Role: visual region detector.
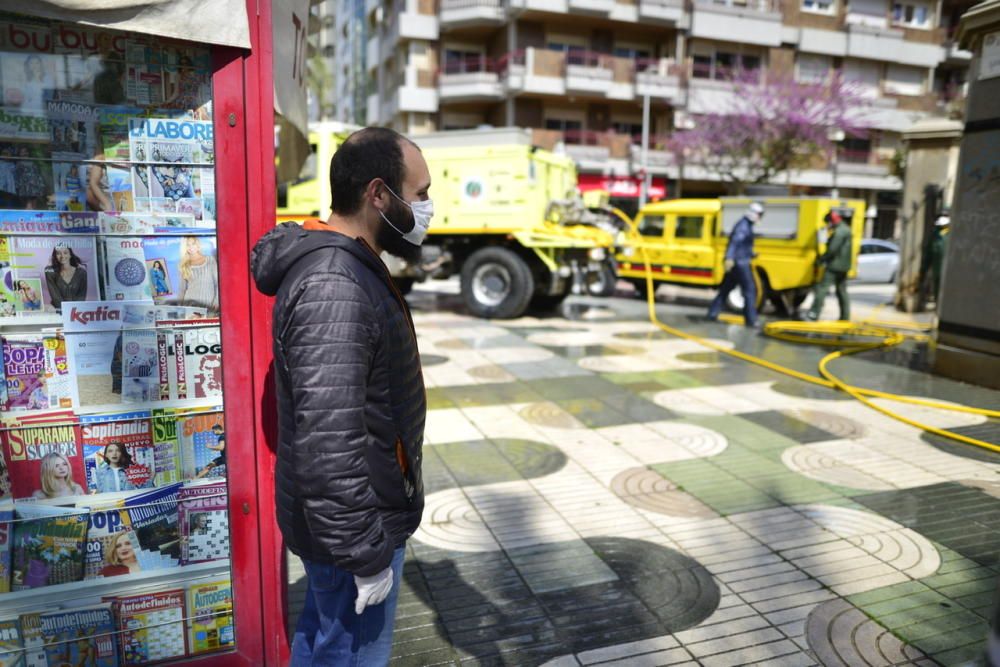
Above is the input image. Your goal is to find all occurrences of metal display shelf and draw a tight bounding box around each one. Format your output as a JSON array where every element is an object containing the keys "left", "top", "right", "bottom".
[{"left": 0, "top": 560, "right": 231, "bottom": 615}]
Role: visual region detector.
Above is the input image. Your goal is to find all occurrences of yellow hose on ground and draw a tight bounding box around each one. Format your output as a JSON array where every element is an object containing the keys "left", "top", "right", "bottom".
[{"left": 608, "top": 207, "right": 1000, "bottom": 453}]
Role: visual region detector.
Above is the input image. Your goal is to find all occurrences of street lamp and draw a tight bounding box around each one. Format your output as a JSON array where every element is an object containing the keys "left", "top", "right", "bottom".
[{"left": 828, "top": 128, "right": 845, "bottom": 199}]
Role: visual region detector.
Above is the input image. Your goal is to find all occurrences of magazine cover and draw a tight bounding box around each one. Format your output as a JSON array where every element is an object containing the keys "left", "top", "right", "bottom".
[
  {"left": 1, "top": 334, "right": 71, "bottom": 411},
  {"left": 141, "top": 235, "right": 218, "bottom": 315},
  {"left": 99, "top": 211, "right": 203, "bottom": 236},
  {"left": 1, "top": 337, "right": 46, "bottom": 411},
  {"left": 186, "top": 579, "right": 234, "bottom": 656},
  {"left": 0, "top": 503, "right": 11, "bottom": 594},
  {"left": 1, "top": 412, "right": 85, "bottom": 501},
  {"left": 41, "top": 335, "right": 73, "bottom": 410},
  {"left": 0, "top": 615, "right": 23, "bottom": 667},
  {"left": 63, "top": 302, "right": 164, "bottom": 413},
  {"left": 40, "top": 605, "right": 118, "bottom": 667},
  {"left": 114, "top": 589, "right": 187, "bottom": 664},
  {"left": 103, "top": 237, "right": 151, "bottom": 301},
  {"left": 11, "top": 503, "right": 87, "bottom": 590},
  {"left": 122, "top": 482, "right": 182, "bottom": 570},
  {"left": 81, "top": 411, "right": 155, "bottom": 494},
  {"left": 151, "top": 408, "right": 181, "bottom": 485},
  {"left": 80, "top": 502, "right": 140, "bottom": 580},
  {"left": 17, "top": 612, "right": 44, "bottom": 667},
  {"left": 178, "top": 480, "right": 228, "bottom": 564},
  {"left": 177, "top": 326, "right": 222, "bottom": 402},
  {"left": 0, "top": 235, "right": 98, "bottom": 317},
  {"left": 46, "top": 100, "right": 99, "bottom": 157},
  {"left": 178, "top": 411, "right": 225, "bottom": 480}
]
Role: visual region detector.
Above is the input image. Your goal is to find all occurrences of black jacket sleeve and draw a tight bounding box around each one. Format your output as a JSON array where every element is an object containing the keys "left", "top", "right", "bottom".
[{"left": 280, "top": 273, "right": 394, "bottom": 576}]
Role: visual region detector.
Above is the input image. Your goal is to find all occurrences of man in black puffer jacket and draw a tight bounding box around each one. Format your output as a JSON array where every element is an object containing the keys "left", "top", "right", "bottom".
[{"left": 251, "top": 127, "right": 430, "bottom": 666}]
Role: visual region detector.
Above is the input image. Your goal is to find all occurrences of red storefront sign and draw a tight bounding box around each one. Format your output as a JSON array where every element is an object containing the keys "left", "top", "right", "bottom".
[{"left": 578, "top": 174, "right": 668, "bottom": 199}]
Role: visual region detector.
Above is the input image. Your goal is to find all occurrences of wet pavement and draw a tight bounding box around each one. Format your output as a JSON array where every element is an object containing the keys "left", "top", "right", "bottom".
[{"left": 287, "top": 281, "right": 999, "bottom": 666}]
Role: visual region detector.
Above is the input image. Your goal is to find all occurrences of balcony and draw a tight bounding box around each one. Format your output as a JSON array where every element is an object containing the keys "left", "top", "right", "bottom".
[
  {"left": 690, "top": 0, "right": 782, "bottom": 46},
  {"left": 635, "top": 59, "right": 685, "bottom": 102},
  {"left": 565, "top": 51, "right": 615, "bottom": 94},
  {"left": 439, "top": 0, "right": 507, "bottom": 27},
  {"left": 846, "top": 23, "right": 904, "bottom": 62},
  {"left": 508, "top": 0, "right": 570, "bottom": 11},
  {"left": 568, "top": 0, "right": 615, "bottom": 14},
  {"left": 438, "top": 55, "right": 505, "bottom": 101},
  {"left": 638, "top": 0, "right": 686, "bottom": 24},
  {"left": 399, "top": 0, "right": 440, "bottom": 40}
]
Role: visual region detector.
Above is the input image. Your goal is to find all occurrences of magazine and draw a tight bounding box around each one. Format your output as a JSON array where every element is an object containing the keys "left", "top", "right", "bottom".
[
  {"left": 1, "top": 412, "right": 85, "bottom": 502},
  {"left": 113, "top": 589, "right": 187, "bottom": 664},
  {"left": 141, "top": 235, "right": 218, "bottom": 315},
  {"left": 0, "top": 234, "right": 99, "bottom": 318},
  {"left": 129, "top": 118, "right": 212, "bottom": 214},
  {"left": 80, "top": 501, "right": 139, "bottom": 580},
  {"left": 186, "top": 579, "right": 234, "bottom": 656},
  {"left": 46, "top": 100, "right": 99, "bottom": 158},
  {"left": 40, "top": 605, "right": 118, "bottom": 667},
  {"left": 17, "top": 612, "right": 44, "bottom": 667},
  {"left": 81, "top": 411, "right": 156, "bottom": 494},
  {"left": 0, "top": 615, "right": 23, "bottom": 667},
  {"left": 178, "top": 411, "right": 225, "bottom": 480},
  {"left": 122, "top": 482, "right": 182, "bottom": 570},
  {"left": 177, "top": 326, "right": 223, "bottom": 401},
  {"left": 11, "top": 503, "right": 88, "bottom": 589},
  {"left": 0, "top": 503, "right": 11, "bottom": 594},
  {"left": 1, "top": 334, "right": 72, "bottom": 411},
  {"left": 151, "top": 408, "right": 182, "bottom": 485},
  {"left": 1, "top": 337, "right": 46, "bottom": 411},
  {"left": 178, "top": 480, "right": 228, "bottom": 564},
  {"left": 103, "top": 238, "right": 152, "bottom": 302},
  {"left": 63, "top": 301, "right": 166, "bottom": 413},
  {"left": 0, "top": 211, "right": 99, "bottom": 235}
]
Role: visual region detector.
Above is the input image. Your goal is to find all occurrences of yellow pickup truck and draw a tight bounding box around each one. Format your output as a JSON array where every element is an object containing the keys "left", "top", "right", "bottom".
[{"left": 615, "top": 197, "right": 864, "bottom": 314}]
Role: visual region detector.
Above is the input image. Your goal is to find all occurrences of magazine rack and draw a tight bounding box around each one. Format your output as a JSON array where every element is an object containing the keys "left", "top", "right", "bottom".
[{"left": 0, "top": 1, "right": 282, "bottom": 665}]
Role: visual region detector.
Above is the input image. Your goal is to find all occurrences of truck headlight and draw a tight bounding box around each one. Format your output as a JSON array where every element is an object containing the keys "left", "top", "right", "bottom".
[{"left": 588, "top": 248, "right": 607, "bottom": 261}]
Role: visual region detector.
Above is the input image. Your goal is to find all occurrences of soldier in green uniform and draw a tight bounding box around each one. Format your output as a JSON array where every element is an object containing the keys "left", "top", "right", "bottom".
[
  {"left": 920, "top": 214, "right": 950, "bottom": 302},
  {"left": 805, "top": 210, "right": 852, "bottom": 321}
]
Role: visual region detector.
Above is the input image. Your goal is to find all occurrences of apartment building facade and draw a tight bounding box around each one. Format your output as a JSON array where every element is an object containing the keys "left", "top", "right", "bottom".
[{"left": 337, "top": 0, "right": 973, "bottom": 228}]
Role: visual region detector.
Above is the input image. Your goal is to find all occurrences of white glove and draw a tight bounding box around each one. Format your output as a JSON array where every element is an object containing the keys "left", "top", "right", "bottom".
[
  {"left": 354, "top": 566, "right": 394, "bottom": 615},
  {"left": 724, "top": 258, "right": 735, "bottom": 272}
]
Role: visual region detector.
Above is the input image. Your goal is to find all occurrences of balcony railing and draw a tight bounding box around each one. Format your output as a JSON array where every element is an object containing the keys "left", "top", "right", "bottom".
[
  {"left": 441, "top": 54, "right": 498, "bottom": 75},
  {"left": 440, "top": 0, "right": 504, "bottom": 7},
  {"left": 695, "top": 0, "right": 779, "bottom": 11}
]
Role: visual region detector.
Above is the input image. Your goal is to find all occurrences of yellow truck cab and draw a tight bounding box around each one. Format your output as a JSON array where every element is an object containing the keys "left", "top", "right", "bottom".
[
  {"left": 277, "top": 126, "right": 616, "bottom": 319},
  {"left": 616, "top": 197, "right": 864, "bottom": 313}
]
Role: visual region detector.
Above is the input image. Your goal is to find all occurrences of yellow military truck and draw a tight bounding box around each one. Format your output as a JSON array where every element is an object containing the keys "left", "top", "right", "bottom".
[
  {"left": 278, "top": 125, "right": 615, "bottom": 319},
  {"left": 616, "top": 198, "right": 864, "bottom": 314}
]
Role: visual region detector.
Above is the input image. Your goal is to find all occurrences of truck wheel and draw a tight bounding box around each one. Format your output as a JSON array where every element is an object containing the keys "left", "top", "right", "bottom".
[
  {"left": 461, "top": 247, "right": 535, "bottom": 319},
  {"left": 586, "top": 264, "right": 618, "bottom": 297}
]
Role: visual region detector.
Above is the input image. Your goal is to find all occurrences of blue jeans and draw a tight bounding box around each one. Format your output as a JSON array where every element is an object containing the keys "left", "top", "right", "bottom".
[
  {"left": 290, "top": 546, "right": 406, "bottom": 666},
  {"left": 708, "top": 261, "right": 757, "bottom": 326}
]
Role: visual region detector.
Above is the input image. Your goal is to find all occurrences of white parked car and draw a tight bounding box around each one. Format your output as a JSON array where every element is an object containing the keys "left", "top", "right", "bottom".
[{"left": 854, "top": 239, "right": 899, "bottom": 283}]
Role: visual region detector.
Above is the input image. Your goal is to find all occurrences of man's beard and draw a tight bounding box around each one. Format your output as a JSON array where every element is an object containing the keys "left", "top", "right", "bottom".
[{"left": 376, "top": 197, "right": 423, "bottom": 265}]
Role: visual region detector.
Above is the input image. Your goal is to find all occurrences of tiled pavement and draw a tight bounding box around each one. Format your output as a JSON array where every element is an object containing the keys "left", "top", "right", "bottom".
[{"left": 287, "top": 286, "right": 999, "bottom": 666}]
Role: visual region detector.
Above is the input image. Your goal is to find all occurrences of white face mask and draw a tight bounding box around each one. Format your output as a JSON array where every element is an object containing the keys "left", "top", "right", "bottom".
[{"left": 378, "top": 183, "right": 433, "bottom": 246}]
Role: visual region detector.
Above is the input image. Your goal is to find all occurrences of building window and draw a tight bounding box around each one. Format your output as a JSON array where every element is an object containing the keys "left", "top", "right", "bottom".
[
  {"left": 802, "top": 0, "right": 835, "bottom": 13},
  {"left": 613, "top": 47, "right": 651, "bottom": 60},
  {"left": 885, "top": 64, "right": 926, "bottom": 95},
  {"left": 840, "top": 137, "right": 872, "bottom": 164},
  {"left": 612, "top": 122, "right": 643, "bottom": 138},
  {"left": 691, "top": 50, "right": 762, "bottom": 80},
  {"left": 797, "top": 54, "right": 832, "bottom": 83},
  {"left": 545, "top": 118, "right": 583, "bottom": 132},
  {"left": 443, "top": 49, "right": 487, "bottom": 74},
  {"left": 892, "top": 1, "right": 931, "bottom": 27}
]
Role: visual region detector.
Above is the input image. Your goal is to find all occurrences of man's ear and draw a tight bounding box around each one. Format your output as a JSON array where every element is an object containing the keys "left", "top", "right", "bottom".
[{"left": 366, "top": 179, "right": 388, "bottom": 211}]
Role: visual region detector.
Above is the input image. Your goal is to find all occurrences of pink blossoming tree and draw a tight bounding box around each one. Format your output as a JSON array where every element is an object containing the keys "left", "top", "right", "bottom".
[{"left": 669, "top": 69, "right": 870, "bottom": 194}]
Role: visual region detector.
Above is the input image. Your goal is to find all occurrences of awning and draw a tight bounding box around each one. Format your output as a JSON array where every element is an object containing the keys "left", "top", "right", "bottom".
[
  {"left": 0, "top": 0, "right": 251, "bottom": 50},
  {"left": 578, "top": 174, "right": 668, "bottom": 200}
]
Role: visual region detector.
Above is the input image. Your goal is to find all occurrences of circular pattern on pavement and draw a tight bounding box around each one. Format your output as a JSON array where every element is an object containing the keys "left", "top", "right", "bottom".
[
  {"left": 870, "top": 396, "right": 988, "bottom": 429},
  {"left": 782, "top": 444, "right": 895, "bottom": 491},
  {"left": 412, "top": 488, "right": 498, "bottom": 552},
  {"left": 806, "top": 598, "right": 934, "bottom": 667},
  {"left": 783, "top": 409, "right": 867, "bottom": 439},
  {"left": 519, "top": 402, "right": 584, "bottom": 429},
  {"left": 610, "top": 467, "right": 717, "bottom": 518}
]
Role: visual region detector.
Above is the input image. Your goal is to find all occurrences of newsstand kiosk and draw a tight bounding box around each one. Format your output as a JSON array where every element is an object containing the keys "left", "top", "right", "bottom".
[{"left": 0, "top": 1, "right": 285, "bottom": 665}]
